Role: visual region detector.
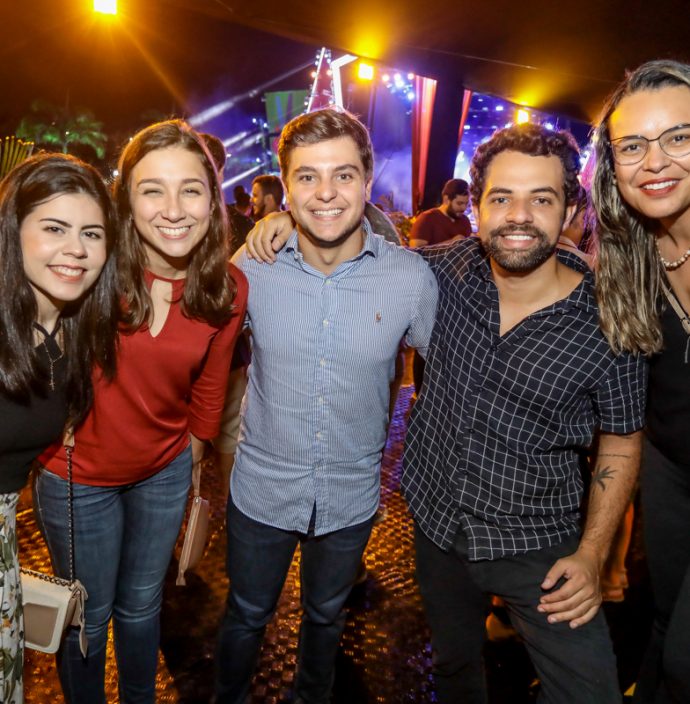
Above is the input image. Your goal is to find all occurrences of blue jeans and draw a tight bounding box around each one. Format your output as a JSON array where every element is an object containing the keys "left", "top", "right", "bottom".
[
  {"left": 214, "top": 497, "right": 374, "bottom": 704},
  {"left": 33, "top": 445, "right": 192, "bottom": 704},
  {"left": 415, "top": 525, "right": 621, "bottom": 704}
]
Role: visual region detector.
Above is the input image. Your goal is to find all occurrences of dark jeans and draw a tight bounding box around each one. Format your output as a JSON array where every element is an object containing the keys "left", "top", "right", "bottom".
[
  {"left": 633, "top": 438, "right": 690, "bottom": 704},
  {"left": 414, "top": 524, "right": 621, "bottom": 704},
  {"left": 33, "top": 446, "right": 192, "bottom": 704},
  {"left": 214, "top": 497, "right": 374, "bottom": 704}
]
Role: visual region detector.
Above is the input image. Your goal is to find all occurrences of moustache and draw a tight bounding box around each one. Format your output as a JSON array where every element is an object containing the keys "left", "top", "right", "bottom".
[{"left": 490, "top": 225, "right": 545, "bottom": 239}]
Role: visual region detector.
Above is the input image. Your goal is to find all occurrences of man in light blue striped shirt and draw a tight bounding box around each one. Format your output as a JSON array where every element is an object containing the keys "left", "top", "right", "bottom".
[{"left": 214, "top": 109, "right": 438, "bottom": 704}]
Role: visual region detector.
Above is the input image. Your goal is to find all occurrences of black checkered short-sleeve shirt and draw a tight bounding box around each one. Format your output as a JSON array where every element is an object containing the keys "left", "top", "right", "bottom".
[{"left": 402, "top": 238, "right": 647, "bottom": 560}]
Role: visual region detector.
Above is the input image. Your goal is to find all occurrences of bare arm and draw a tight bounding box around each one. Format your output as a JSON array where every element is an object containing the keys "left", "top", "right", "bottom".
[
  {"left": 537, "top": 430, "right": 641, "bottom": 628},
  {"left": 190, "top": 433, "right": 206, "bottom": 465}
]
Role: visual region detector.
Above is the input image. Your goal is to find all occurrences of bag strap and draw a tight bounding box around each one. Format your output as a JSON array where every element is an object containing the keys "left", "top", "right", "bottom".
[
  {"left": 64, "top": 429, "right": 76, "bottom": 584},
  {"left": 661, "top": 279, "right": 690, "bottom": 363},
  {"left": 661, "top": 280, "right": 690, "bottom": 336}
]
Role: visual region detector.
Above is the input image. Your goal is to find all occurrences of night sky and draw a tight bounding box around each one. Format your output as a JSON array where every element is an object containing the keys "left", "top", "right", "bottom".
[{"left": 0, "top": 1, "right": 318, "bottom": 137}]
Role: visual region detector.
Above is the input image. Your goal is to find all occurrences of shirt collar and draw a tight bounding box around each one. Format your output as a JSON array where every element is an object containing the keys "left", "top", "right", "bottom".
[
  {"left": 468, "top": 237, "right": 597, "bottom": 315},
  {"left": 283, "top": 216, "right": 379, "bottom": 261}
]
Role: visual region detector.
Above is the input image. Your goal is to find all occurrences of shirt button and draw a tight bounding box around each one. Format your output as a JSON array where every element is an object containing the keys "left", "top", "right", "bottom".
[
  {"left": 316, "top": 431, "right": 322, "bottom": 439},
  {"left": 322, "top": 319, "right": 329, "bottom": 327},
  {"left": 319, "top": 358, "right": 326, "bottom": 367},
  {"left": 325, "top": 279, "right": 332, "bottom": 286},
  {"left": 318, "top": 397, "right": 324, "bottom": 404}
]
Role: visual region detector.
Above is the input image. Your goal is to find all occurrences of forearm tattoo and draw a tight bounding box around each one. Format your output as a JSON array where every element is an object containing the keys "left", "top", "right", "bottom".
[{"left": 592, "top": 465, "right": 616, "bottom": 491}]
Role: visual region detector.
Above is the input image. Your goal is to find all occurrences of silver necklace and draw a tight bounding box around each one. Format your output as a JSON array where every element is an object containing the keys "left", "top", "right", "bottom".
[
  {"left": 656, "top": 240, "right": 690, "bottom": 270},
  {"left": 33, "top": 322, "right": 64, "bottom": 391}
]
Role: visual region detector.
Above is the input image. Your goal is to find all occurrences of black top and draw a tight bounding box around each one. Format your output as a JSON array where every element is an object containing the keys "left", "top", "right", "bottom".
[
  {"left": 0, "top": 326, "right": 68, "bottom": 493},
  {"left": 402, "top": 238, "right": 648, "bottom": 559},
  {"left": 646, "top": 302, "right": 690, "bottom": 465}
]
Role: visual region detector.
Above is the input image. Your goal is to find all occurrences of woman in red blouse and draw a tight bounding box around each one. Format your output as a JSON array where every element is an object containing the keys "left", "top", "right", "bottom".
[{"left": 34, "top": 120, "right": 248, "bottom": 704}]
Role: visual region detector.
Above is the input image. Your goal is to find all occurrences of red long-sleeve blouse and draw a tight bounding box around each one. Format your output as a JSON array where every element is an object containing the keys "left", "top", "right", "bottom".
[{"left": 40, "top": 265, "right": 248, "bottom": 486}]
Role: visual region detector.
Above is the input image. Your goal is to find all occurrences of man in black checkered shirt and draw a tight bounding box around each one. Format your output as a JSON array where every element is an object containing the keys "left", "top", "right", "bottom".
[{"left": 402, "top": 123, "right": 647, "bottom": 704}]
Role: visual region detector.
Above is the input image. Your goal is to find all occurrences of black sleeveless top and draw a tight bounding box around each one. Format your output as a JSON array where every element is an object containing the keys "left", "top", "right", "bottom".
[
  {"left": 646, "top": 303, "right": 690, "bottom": 466},
  {"left": 0, "top": 326, "right": 68, "bottom": 493}
]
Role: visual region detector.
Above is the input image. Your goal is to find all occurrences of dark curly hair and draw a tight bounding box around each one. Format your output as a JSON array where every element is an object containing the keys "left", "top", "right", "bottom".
[{"left": 469, "top": 123, "right": 581, "bottom": 207}]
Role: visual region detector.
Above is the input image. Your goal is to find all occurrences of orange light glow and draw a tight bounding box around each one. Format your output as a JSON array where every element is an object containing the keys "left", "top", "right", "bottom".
[
  {"left": 358, "top": 62, "right": 374, "bottom": 81},
  {"left": 94, "top": 0, "right": 117, "bottom": 14}
]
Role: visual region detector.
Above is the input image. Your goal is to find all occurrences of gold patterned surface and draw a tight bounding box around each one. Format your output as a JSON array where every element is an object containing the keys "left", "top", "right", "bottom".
[{"left": 18, "top": 360, "right": 650, "bottom": 703}]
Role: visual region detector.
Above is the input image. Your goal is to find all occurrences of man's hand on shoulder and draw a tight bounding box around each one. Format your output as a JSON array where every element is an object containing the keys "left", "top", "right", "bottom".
[{"left": 245, "top": 211, "right": 295, "bottom": 263}]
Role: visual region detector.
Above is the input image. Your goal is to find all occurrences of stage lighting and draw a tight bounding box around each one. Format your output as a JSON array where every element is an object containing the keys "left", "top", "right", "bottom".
[
  {"left": 358, "top": 62, "right": 374, "bottom": 81},
  {"left": 516, "top": 109, "right": 530, "bottom": 124},
  {"left": 94, "top": 0, "right": 117, "bottom": 14}
]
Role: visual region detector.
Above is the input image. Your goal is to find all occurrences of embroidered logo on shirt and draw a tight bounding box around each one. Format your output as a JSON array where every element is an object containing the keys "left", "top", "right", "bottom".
[{"left": 375, "top": 312, "right": 382, "bottom": 323}]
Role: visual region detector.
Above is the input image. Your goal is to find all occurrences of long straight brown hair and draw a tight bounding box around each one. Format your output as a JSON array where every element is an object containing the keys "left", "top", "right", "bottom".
[
  {"left": 592, "top": 59, "right": 690, "bottom": 356},
  {"left": 113, "top": 119, "right": 236, "bottom": 330}
]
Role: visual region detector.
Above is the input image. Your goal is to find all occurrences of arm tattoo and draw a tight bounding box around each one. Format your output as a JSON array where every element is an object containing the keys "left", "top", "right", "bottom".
[{"left": 592, "top": 465, "right": 616, "bottom": 492}]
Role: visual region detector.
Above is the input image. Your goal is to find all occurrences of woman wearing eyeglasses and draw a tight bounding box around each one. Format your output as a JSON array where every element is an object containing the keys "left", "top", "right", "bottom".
[{"left": 592, "top": 60, "right": 690, "bottom": 704}]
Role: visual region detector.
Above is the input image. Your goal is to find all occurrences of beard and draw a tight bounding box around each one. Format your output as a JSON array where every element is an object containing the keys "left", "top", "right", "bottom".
[{"left": 484, "top": 224, "right": 558, "bottom": 273}]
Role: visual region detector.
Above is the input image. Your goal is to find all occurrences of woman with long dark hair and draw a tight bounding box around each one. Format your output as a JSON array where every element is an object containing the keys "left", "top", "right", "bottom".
[
  {"left": 592, "top": 59, "right": 690, "bottom": 704},
  {"left": 0, "top": 152, "right": 118, "bottom": 702},
  {"left": 34, "top": 120, "right": 248, "bottom": 704}
]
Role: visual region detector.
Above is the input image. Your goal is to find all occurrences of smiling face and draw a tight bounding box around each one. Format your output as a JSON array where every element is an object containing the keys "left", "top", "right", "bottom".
[
  {"left": 472, "top": 150, "right": 573, "bottom": 273},
  {"left": 129, "top": 146, "right": 212, "bottom": 277},
  {"left": 284, "top": 135, "right": 372, "bottom": 251},
  {"left": 609, "top": 85, "right": 690, "bottom": 227},
  {"left": 20, "top": 192, "right": 107, "bottom": 322}
]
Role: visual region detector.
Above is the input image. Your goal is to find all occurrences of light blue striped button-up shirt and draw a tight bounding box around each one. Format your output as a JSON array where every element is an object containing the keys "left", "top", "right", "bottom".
[{"left": 230, "top": 221, "right": 438, "bottom": 535}]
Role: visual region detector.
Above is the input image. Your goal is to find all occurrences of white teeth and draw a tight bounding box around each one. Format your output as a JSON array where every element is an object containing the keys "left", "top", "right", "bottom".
[
  {"left": 312, "top": 209, "right": 343, "bottom": 216},
  {"left": 159, "top": 226, "right": 190, "bottom": 235},
  {"left": 504, "top": 234, "right": 533, "bottom": 241},
  {"left": 52, "top": 266, "right": 82, "bottom": 278},
  {"left": 642, "top": 181, "right": 676, "bottom": 191}
]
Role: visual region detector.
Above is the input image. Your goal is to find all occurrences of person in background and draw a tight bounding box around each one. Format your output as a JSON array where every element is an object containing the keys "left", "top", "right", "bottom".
[
  {"left": 592, "top": 58, "right": 690, "bottom": 704},
  {"left": 201, "top": 133, "right": 253, "bottom": 255},
  {"left": 409, "top": 178, "right": 472, "bottom": 393},
  {"left": 231, "top": 185, "right": 252, "bottom": 218},
  {"left": 0, "top": 153, "right": 118, "bottom": 703},
  {"left": 200, "top": 132, "right": 252, "bottom": 488},
  {"left": 408, "top": 178, "right": 472, "bottom": 247},
  {"left": 34, "top": 120, "right": 248, "bottom": 704},
  {"left": 251, "top": 174, "right": 283, "bottom": 220},
  {"left": 558, "top": 183, "right": 595, "bottom": 267}
]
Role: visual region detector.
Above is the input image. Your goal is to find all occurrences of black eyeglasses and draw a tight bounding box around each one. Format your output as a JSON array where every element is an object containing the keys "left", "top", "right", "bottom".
[{"left": 610, "top": 124, "right": 690, "bottom": 165}]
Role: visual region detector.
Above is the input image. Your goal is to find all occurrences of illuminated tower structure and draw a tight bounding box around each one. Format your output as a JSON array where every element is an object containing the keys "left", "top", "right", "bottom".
[{"left": 306, "top": 48, "right": 335, "bottom": 112}]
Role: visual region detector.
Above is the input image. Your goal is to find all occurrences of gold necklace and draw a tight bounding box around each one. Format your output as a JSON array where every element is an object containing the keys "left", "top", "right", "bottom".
[
  {"left": 656, "top": 240, "right": 690, "bottom": 270},
  {"left": 33, "top": 322, "right": 64, "bottom": 391}
]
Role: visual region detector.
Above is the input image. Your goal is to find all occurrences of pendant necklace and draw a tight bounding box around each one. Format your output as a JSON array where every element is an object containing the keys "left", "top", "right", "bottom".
[{"left": 33, "top": 321, "right": 64, "bottom": 391}]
